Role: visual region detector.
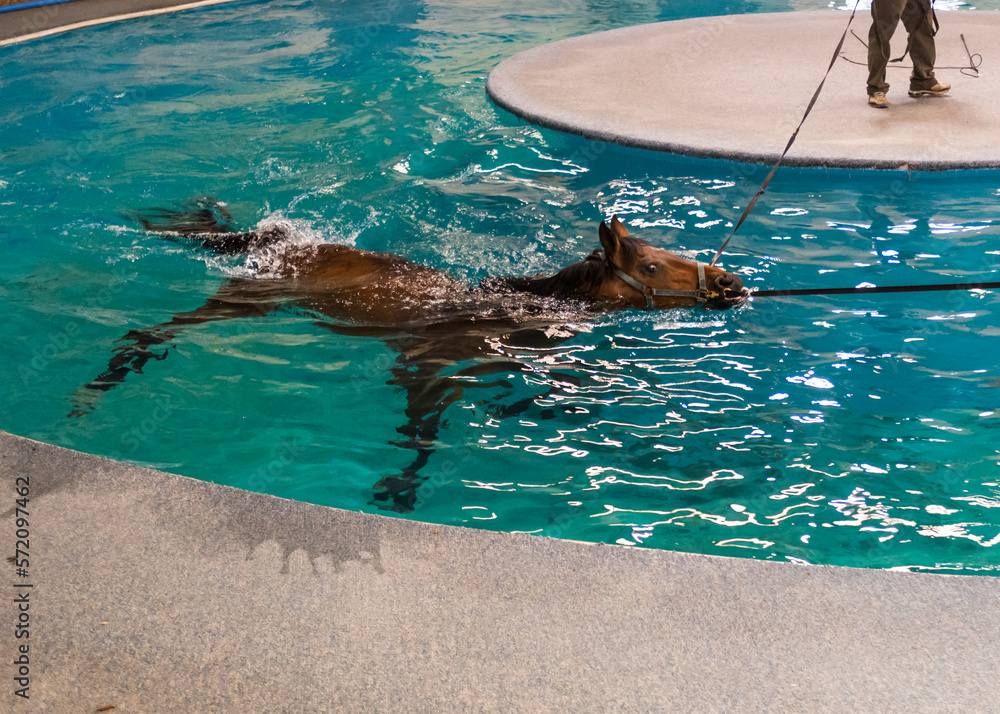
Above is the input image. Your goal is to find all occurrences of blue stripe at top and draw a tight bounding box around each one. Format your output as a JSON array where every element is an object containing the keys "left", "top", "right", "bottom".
[{"left": 0, "top": 0, "right": 82, "bottom": 16}]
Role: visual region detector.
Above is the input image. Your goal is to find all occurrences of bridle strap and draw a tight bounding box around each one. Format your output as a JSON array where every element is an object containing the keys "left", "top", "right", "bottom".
[{"left": 611, "top": 261, "right": 714, "bottom": 308}]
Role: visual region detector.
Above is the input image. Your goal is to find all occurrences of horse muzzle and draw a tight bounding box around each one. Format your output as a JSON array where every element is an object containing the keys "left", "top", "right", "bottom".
[{"left": 705, "top": 271, "right": 748, "bottom": 309}]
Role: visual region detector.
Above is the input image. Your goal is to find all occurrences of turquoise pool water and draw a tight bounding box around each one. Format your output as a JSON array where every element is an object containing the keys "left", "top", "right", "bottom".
[{"left": 3, "top": 0, "right": 1000, "bottom": 573}]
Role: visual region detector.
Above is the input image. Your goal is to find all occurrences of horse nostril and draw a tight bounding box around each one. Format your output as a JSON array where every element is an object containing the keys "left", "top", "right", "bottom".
[{"left": 715, "top": 272, "right": 743, "bottom": 296}]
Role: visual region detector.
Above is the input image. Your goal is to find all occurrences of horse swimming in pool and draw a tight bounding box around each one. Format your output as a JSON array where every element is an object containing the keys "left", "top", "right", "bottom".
[{"left": 72, "top": 200, "right": 746, "bottom": 511}]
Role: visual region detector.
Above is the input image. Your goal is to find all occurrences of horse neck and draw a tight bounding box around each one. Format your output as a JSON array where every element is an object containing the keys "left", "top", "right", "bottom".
[{"left": 492, "top": 258, "right": 609, "bottom": 301}]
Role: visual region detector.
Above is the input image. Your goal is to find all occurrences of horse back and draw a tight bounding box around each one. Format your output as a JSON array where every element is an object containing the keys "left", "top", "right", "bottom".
[{"left": 278, "top": 243, "right": 468, "bottom": 326}]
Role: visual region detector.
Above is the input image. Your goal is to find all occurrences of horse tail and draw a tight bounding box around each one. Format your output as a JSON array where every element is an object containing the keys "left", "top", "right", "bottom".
[
  {"left": 129, "top": 196, "right": 234, "bottom": 234},
  {"left": 128, "top": 197, "right": 287, "bottom": 255}
]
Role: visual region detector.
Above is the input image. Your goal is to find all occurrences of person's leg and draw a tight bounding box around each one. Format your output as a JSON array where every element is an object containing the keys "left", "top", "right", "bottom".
[
  {"left": 902, "top": 0, "right": 947, "bottom": 93},
  {"left": 868, "top": 0, "right": 907, "bottom": 97}
]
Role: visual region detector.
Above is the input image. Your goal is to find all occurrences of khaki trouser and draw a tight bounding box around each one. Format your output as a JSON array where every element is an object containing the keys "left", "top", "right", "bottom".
[{"left": 867, "top": 0, "right": 938, "bottom": 96}]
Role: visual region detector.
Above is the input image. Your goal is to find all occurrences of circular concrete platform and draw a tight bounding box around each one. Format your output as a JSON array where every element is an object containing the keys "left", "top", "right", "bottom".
[{"left": 486, "top": 10, "right": 999, "bottom": 170}]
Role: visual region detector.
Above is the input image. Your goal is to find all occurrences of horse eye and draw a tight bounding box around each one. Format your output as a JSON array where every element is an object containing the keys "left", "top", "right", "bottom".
[{"left": 643, "top": 262, "right": 658, "bottom": 275}]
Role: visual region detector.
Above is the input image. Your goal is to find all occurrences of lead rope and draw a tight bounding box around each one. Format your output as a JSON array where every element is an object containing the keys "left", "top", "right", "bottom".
[
  {"left": 751, "top": 279, "right": 1000, "bottom": 299},
  {"left": 886, "top": 0, "right": 937, "bottom": 66},
  {"left": 709, "top": 0, "right": 862, "bottom": 268}
]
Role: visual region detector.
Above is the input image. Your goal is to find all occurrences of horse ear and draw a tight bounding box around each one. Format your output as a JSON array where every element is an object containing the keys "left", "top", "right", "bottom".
[
  {"left": 599, "top": 220, "right": 619, "bottom": 260},
  {"left": 609, "top": 215, "right": 629, "bottom": 240}
]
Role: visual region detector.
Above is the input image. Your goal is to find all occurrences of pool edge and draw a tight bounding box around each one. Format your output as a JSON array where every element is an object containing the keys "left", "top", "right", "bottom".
[
  {"left": 0, "top": 0, "right": 245, "bottom": 47},
  {"left": 3, "top": 428, "right": 999, "bottom": 710}
]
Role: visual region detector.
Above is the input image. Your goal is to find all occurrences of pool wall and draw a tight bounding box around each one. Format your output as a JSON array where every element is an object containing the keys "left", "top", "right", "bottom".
[{"left": 2, "top": 429, "right": 999, "bottom": 711}]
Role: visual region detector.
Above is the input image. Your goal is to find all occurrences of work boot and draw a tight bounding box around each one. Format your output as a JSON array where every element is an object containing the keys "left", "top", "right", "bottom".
[
  {"left": 909, "top": 82, "right": 951, "bottom": 97},
  {"left": 868, "top": 91, "right": 889, "bottom": 109}
]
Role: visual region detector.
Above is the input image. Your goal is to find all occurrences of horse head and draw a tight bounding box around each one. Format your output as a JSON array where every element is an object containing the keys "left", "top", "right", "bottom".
[{"left": 593, "top": 216, "right": 746, "bottom": 310}]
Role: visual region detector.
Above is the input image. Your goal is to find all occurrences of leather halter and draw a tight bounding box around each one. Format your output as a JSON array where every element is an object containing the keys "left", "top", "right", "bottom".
[{"left": 611, "top": 260, "right": 715, "bottom": 308}]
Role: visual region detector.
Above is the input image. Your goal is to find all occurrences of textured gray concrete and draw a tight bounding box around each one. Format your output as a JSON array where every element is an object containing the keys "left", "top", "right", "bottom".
[
  {"left": 0, "top": 0, "right": 240, "bottom": 45},
  {"left": 487, "top": 11, "right": 999, "bottom": 170},
  {"left": 3, "top": 430, "right": 1000, "bottom": 712}
]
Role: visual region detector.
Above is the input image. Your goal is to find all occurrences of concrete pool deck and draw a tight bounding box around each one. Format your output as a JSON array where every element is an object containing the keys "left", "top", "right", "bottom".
[
  {"left": 487, "top": 10, "right": 1000, "bottom": 170},
  {"left": 3, "top": 430, "right": 1000, "bottom": 712}
]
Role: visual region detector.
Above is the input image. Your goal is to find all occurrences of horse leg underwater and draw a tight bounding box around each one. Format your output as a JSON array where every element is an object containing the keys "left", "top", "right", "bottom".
[
  {"left": 69, "top": 279, "right": 280, "bottom": 416},
  {"left": 70, "top": 204, "right": 285, "bottom": 416},
  {"left": 74, "top": 201, "right": 555, "bottom": 513},
  {"left": 367, "top": 333, "right": 566, "bottom": 513},
  {"left": 376, "top": 348, "right": 468, "bottom": 513}
]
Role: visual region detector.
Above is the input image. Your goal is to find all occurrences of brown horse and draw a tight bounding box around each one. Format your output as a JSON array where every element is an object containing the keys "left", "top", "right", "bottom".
[{"left": 73, "top": 201, "right": 745, "bottom": 511}]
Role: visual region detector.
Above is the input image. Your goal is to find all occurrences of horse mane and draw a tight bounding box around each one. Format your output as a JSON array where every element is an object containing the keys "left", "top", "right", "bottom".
[{"left": 487, "top": 234, "right": 645, "bottom": 301}]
